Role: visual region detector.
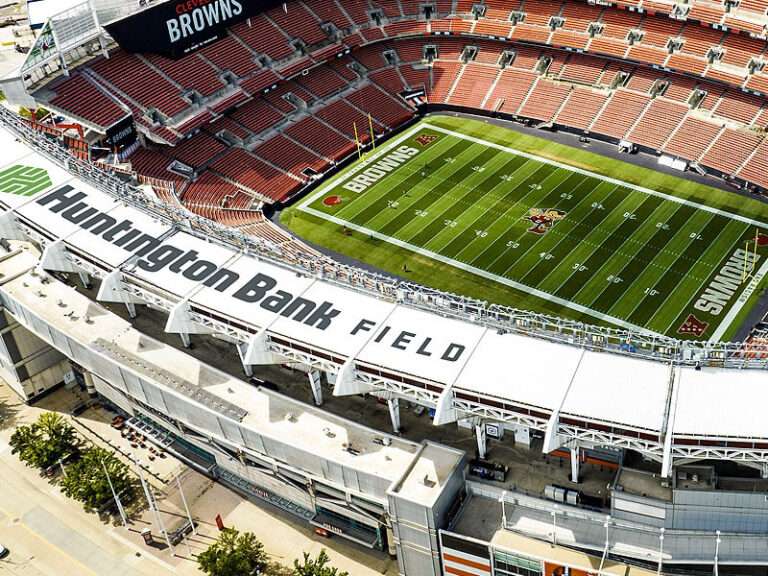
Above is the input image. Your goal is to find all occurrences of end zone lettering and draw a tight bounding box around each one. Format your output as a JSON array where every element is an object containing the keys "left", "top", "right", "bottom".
[
  {"left": 693, "top": 248, "right": 760, "bottom": 317},
  {"left": 342, "top": 146, "right": 420, "bottom": 194}
]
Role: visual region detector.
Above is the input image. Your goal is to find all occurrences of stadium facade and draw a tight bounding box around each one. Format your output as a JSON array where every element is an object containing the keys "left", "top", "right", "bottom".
[{"left": 1, "top": 0, "right": 768, "bottom": 574}]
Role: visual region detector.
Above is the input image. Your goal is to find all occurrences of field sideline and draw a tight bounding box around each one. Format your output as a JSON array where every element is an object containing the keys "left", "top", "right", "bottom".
[{"left": 283, "top": 115, "right": 768, "bottom": 342}]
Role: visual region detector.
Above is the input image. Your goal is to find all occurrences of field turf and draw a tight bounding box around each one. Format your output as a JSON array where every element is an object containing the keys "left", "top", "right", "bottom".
[{"left": 283, "top": 115, "right": 768, "bottom": 342}]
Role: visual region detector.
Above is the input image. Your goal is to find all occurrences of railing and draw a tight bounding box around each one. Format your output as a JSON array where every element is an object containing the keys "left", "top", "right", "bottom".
[
  {"left": 1, "top": 104, "right": 766, "bottom": 369},
  {"left": 468, "top": 481, "right": 768, "bottom": 567}
]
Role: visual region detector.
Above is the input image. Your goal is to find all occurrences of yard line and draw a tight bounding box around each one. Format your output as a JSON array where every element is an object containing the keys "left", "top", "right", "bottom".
[
  {"left": 300, "top": 202, "right": 664, "bottom": 336},
  {"left": 570, "top": 195, "right": 678, "bottom": 308},
  {"left": 457, "top": 164, "right": 565, "bottom": 268},
  {"left": 622, "top": 212, "right": 722, "bottom": 324},
  {"left": 501, "top": 176, "right": 603, "bottom": 279},
  {"left": 518, "top": 183, "right": 630, "bottom": 288},
  {"left": 656, "top": 219, "right": 751, "bottom": 336},
  {"left": 472, "top": 169, "right": 576, "bottom": 271},
  {"left": 582, "top": 200, "right": 692, "bottom": 312},
  {"left": 401, "top": 149, "right": 511, "bottom": 247},
  {"left": 376, "top": 146, "right": 503, "bottom": 240},
  {"left": 422, "top": 122, "right": 768, "bottom": 230},
  {"left": 335, "top": 136, "right": 466, "bottom": 223},
  {"left": 421, "top": 156, "right": 534, "bottom": 254},
  {"left": 355, "top": 141, "right": 488, "bottom": 233},
  {"left": 535, "top": 183, "right": 623, "bottom": 294},
  {"left": 448, "top": 162, "right": 567, "bottom": 261},
  {"left": 496, "top": 178, "right": 629, "bottom": 279}
]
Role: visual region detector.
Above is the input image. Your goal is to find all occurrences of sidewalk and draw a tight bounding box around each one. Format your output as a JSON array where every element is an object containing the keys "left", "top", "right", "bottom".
[{"left": 0, "top": 384, "right": 397, "bottom": 575}]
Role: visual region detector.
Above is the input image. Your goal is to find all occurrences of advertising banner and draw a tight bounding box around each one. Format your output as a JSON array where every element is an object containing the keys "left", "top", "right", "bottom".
[{"left": 105, "top": 0, "right": 287, "bottom": 59}]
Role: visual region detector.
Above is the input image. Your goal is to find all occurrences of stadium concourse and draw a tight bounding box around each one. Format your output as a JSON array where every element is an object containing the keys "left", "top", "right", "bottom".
[{"left": 2, "top": 0, "right": 768, "bottom": 575}]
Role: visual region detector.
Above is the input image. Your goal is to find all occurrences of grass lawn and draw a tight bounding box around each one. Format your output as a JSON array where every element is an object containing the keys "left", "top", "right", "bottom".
[{"left": 282, "top": 114, "right": 768, "bottom": 342}]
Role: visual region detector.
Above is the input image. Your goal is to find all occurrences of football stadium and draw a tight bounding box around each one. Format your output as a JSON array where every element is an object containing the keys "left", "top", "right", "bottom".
[{"left": 0, "top": 0, "right": 768, "bottom": 574}]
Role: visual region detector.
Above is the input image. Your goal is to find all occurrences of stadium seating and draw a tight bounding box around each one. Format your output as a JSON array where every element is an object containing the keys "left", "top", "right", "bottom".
[
  {"left": 169, "top": 132, "right": 228, "bottom": 170},
  {"left": 284, "top": 116, "right": 356, "bottom": 161},
  {"left": 518, "top": 80, "right": 572, "bottom": 122},
  {"left": 35, "top": 0, "right": 768, "bottom": 237},
  {"left": 627, "top": 98, "right": 689, "bottom": 150},
  {"left": 182, "top": 172, "right": 256, "bottom": 216},
  {"left": 701, "top": 128, "right": 764, "bottom": 175},
  {"left": 230, "top": 99, "right": 285, "bottom": 135},
  {"left": 345, "top": 84, "right": 413, "bottom": 127},
  {"left": 316, "top": 99, "right": 382, "bottom": 142},
  {"left": 447, "top": 63, "right": 500, "bottom": 108},
  {"left": 210, "top": 148, "right": 302, "bottom": 202},
  {"left": 89, "top": 51, "right": 189, "bottom": 119},
  {"left": 554, "top": 88, "right": 610, "bottom": 131},
  {"left": 591, "top": 90, "right": 652, "bottom": 139},
  {"left": 558, "top": 55, "right": 606, "bottom": 85},
  {"left": 737, "top": 138, "right": 768, "bottom": 189},
  {"left": 663, "top": 117, "right": 724, "bottom": 162},
  {"left": 47, "top": 74, "right": 127, "bottom": 129},
  {"left": 128, "top": 148, "right": 185, "bottom": 186},
  {"left": 144, "top": 54, "right": 224, "bottom": 98},
  {"left": 252, "top": 134, "right": 326, "bottom": 179}
]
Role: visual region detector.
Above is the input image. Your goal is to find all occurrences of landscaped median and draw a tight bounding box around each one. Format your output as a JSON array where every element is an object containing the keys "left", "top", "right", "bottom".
[{"left": 10, "top": 412, "right": 137, "bottom": 516}]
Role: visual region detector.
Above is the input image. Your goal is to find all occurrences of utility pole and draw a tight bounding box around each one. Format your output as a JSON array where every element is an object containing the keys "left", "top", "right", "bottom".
[
  {"left": 176, "top": 471, "right": 196, "bottom": 535},
  {"left": 101, "top": 456, "right": 127, "bottom": 527},
  {"left": 134, "top": 457, "right": 174, "bottom": 555}
]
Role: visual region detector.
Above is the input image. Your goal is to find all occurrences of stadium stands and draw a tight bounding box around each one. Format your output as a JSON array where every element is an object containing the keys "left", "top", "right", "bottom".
[
  {"left": 47, "top": 74, "right": 128, "bottom": 129},
  {"left": 555, "top": 87, "right": 610, "bottom": 131},
  {"left": 33, "top": 0, "right": 768, "bottom": 237},
  {"left": 591, "top": 89, "right": 652, "bottom": 138}
]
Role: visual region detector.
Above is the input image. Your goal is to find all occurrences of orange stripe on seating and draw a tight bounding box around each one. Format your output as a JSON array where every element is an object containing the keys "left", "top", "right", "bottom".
[
  {"left": 443, "top": 553, "right": 491, "bottom": 571},
  {"left": 445, "top": 565, "right": 482, "bottom": 576}
]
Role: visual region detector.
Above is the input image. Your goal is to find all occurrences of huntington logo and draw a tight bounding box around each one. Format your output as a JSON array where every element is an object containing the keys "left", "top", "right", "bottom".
[{"left": 0, "top": 165, "right": 52, "bottom": 197}]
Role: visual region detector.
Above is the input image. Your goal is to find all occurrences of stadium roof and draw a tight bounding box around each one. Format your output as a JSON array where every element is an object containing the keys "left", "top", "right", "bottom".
[{"left": 0, "top": 237, "right": 463, "bottom": 500}]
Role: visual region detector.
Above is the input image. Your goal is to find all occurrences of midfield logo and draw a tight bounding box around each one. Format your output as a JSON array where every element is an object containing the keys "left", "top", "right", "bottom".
[
  {"left": 415, "top": 134, "right": 438, "bottom": 146},
  {"left": 525, "top": 208, "right": 567, "bottom": 235},
  {"left": 677, "top": 314, "right": 709, "bottom": 338}
]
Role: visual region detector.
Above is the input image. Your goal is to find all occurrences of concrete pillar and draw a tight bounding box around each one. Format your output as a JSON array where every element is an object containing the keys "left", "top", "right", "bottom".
[
  {"left": 309, "top": 370, "right": 322, "bottom": 406},
  {"left": 179, "top": 332, "right": 191, "bottom": 349},
  {"left": 77, "top": 272, "right": 91, "bottom": 289},
  {"left": 387, "top": 397, "right": 401, "bottom": 433},
  {"left": 83, "top": 371, "right": 96, "bottom": 397},
  {"left": 236, "top": 343, "right": 254, "bottom": 378},
  {"left": 475, "top": 422, "right": 487, "bottom": 460},
  {"left": 570, "top": 446, "right": 580, "bottom": 483},
  {"left": 513, "top": 424, "right": 531, "bottom": 447},
  {"left": 125, "top": 302, "right": 137, "bottom": 319}
]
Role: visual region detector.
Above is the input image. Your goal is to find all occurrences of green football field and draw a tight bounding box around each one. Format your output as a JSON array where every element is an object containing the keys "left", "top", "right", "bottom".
[{"left": 283, "top": 115, "right": 768, "bottom": 342}]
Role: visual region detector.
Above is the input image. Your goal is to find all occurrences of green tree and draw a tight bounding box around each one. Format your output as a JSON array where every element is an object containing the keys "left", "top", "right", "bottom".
[
  {"left": 197, "top": 528, "right": 269, "bottom": 576},
  {"left": 59, "top": 447, "right": 133, "bottom": 511},
  {"left": 10, "top": 412, "right": 81, "bottom": 469},
  {"left": 292, "top": 550, "right": 348, "bottom": 576}
]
